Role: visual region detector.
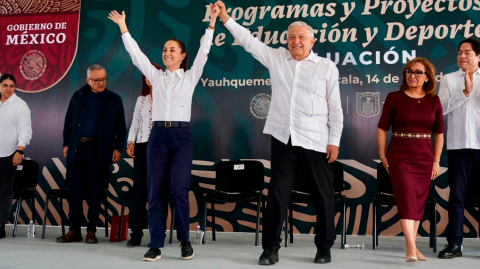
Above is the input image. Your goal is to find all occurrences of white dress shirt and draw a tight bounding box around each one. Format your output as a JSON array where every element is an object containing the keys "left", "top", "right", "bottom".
[
  {"left": 439, "top": 68, "right": 480, "bottom": 150},
  {"left": 0, "top": 93, "right": 32, "bottom": 157},
  {"left": 122, "top": 29, "right": 213, "bottom": 122},
  {"left": 224, "top": 18, "right": 343, "bottom": 153},
  {"left": 127, "top": 95, "right": 152, "bottom": 144}
]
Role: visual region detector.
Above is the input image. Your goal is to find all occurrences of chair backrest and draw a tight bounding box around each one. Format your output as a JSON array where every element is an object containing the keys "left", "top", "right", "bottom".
[
  {"left": 292, "top": 161, "right": 345, "bottom": 193},
  {"left": 215, "top": 160, "right": 264, "bottom": 193},
  {"left": 376, "top": 162, "right": 394, "bottom": 194},
  {"left": 13, "top": 160, "right": 40, "bottom": 193}
]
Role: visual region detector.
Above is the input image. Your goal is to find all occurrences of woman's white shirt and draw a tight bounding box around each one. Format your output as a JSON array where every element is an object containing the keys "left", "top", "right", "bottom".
[
  {"left": 127, "top": 95, "right": 152, "bottom": 144},
  {"left": 122, "top": 29, "right": 213, "bottom": 122}
]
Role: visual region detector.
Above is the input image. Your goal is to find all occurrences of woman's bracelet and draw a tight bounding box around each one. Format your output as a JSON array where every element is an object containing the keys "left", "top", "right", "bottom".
[
  {"left": 433, "top": 163, "right": 440, "bottom": 167},
  {"left": 207, "top": 25, "right": 215, "bottom": 30},
  {"left": 434, "top": 159, "right": 440, "bottom": 162},
  {"left": 379, "top": 155, "right": 386, "bottom": 160}
]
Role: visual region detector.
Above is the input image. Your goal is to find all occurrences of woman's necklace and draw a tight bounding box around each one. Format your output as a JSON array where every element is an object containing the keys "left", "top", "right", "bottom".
[{"left": 406, "top": 90, "right": 424, "bottom": 103}]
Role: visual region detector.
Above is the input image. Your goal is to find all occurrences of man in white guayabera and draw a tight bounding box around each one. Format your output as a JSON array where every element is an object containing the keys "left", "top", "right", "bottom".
[
  {"left": 215, "top": 1, "right": 343, "bottom": 265},
  {"left": 438, "top": 38, "right": 480, "bottom": 259},
  {"left": 0, "top": 74, "right": 32, "bottom": 239}
]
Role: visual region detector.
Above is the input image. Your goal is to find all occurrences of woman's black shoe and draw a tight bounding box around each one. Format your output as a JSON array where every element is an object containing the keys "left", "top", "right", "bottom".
[
  {"left": 180, "top": 241, "right": 194, "bottom": 259},
  {"left": 143, "top": 248, "right": 161, "bottom": 261}
]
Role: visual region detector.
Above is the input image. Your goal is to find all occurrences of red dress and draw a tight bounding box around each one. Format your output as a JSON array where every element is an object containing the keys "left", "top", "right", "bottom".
[{"left": 377, "top": 91, "right": 445, "bottom": 220}]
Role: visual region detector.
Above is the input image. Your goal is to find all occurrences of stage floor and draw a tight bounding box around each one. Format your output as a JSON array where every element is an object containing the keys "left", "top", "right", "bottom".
[{"left": 1, "top": 225, "right": 479, "bottom": 269}]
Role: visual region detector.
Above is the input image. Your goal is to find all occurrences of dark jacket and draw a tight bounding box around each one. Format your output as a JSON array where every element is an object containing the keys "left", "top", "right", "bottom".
[{"left": 63, "top": 84, "right": 127, "bottom": 165}]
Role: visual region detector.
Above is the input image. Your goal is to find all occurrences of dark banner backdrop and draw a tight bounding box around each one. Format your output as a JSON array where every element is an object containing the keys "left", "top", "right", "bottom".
[{"left": 1, "top": 0, "right": 479, "bottom": 238}]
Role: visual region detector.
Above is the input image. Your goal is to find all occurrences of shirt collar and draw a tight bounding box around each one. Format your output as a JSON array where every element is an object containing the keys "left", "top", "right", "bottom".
[
  {"left": 286, "top": 49, "right": 318, "bottom": 63},
  {"left": 457, "top": 68, "right": 480, "bottom": 76},
  {"left": 166, "top": 68, "right": 185, "bottom": 79},
  {"left": 1, "top": 93, "right": 17, "bottom": 104}
]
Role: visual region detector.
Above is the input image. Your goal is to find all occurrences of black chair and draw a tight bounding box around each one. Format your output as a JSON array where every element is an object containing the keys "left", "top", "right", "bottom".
[
  {"left": 41, "top": 188, "right": 110, "bottom": 239},
  {"left": 12, "top": 160, "right": 40, "bottom": 237},
  {"left": 203, "top": 160, "right": 264, "bottom": 246},
  {"left": 118, "top": 191, "right": 175, "bottom": 243},
  {"left": 373, "top": 163, "right": 437, "bottom": 252},
  {"left": 284, "top": 161, "right": 347, "bottom": 248}
]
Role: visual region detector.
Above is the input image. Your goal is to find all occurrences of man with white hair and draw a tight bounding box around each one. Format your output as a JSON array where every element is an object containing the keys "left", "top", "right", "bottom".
[
  {"left": 216, "top": 1, "right": 343, "bottom": 265},
  {"left": 58, "top": 64, "right": 127, "bottom": 244}
]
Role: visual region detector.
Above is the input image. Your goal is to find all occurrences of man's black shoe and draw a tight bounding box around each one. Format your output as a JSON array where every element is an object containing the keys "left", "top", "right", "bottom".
[
  {"left": 438, "top": 244, "right": 462, "bottom": 259},
  {"left": 127, "top": 236, "right": 142, "bottom": 247},
  {"left": 259, "top": 249, "right": 279, "bottom": 265},
  {"left": 314, "top": 248, "right": 332, "bottom": 264},
  {"left": 180, "top": 241, "right": 194, "bottom": 260},
  {"left": 143, "top": 248, "right": 161, "bottom": 261}
]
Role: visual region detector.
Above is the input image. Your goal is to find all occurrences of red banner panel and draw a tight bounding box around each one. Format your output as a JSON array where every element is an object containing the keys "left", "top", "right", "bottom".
[{"left": 0, "top": 0, "right": 81, "bottom": 93}]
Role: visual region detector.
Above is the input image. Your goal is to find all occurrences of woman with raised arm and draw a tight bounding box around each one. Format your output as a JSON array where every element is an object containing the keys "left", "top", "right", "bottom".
[{"left": 108, "top": 5, "right": 219, "bottom": 262}]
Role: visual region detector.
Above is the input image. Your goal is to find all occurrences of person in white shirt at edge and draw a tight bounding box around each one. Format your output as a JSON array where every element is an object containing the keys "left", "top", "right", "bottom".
[
  {"left": 108, "top": 4, "right": 220, "bottom": 261},
  {"left": 438, "top": 38, "right": 480, "bottom": 259},
  {"left": 215, "top": 1, "right": 343, "bottom": 265},
  {"left": 125, "top": 62, "right": 170, "bottom": 247},
  {"left": 0, "top": 74, "right": 32, "bottom": 239}
]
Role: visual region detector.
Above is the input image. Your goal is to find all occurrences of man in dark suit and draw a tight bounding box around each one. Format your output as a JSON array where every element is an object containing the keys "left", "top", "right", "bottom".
[{"left": 57, "top": 64, "right": 127, "bottom": 244}]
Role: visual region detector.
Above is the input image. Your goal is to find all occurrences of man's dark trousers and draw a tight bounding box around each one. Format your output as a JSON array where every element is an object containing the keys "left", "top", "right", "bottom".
[
  {"left": 0, "top": 154, "right": 16, "bottom": 224},
  {"left": 262, "top": 137, "right": 336, "bottom": 250},
  {"left": 447, "top": 149, "right": 480, "bottom": 246},
  {"left": 66, "top": 141, "right": 109, "bottom": 233}
]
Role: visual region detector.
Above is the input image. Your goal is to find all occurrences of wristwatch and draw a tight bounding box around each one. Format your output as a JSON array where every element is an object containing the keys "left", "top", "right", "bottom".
[{"left": 15, "top": 149, "right": 24, "bottom": 155}]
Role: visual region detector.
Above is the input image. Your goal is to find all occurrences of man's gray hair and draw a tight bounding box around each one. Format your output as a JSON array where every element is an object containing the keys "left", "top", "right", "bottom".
[
  {"left": 86, "top": 64, "right": 106, "bottom": 78},
  {"left": 287, "top": 21, "right": 315, "bottom": 38}
]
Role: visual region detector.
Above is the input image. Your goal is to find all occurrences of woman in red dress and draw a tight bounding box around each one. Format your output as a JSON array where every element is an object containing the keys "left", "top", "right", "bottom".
[{"left": 377, "top": 57, "right": 445, "bottom": 263}]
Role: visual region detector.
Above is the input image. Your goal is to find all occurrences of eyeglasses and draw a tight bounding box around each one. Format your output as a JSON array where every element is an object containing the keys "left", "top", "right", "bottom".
[
  {"left": 89, "top": 77, "right": 108, "bottom": 84},
  {"left": 405, "top": 70, "right": 426, "bottom": 78}
]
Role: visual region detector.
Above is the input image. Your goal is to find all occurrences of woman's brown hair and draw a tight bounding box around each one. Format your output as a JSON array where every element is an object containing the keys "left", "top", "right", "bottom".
[{"left": 400, "top": 57, "right": 437, "bottom": 96}]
